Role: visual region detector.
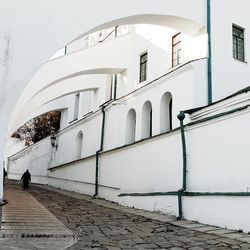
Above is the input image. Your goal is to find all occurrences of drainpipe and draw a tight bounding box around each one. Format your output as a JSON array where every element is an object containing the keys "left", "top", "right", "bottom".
[
  {"left": 177, "top": 111, "right": 187, "bottom": 219},
  {"left": 113, "top": 74, "right": 117, "bottom": 100},
  {"left": 207, "top": 0, "right": 212, "bottom": 104},
  {"left": 94, "top": 105, "right": 106, "bottom": 196}
]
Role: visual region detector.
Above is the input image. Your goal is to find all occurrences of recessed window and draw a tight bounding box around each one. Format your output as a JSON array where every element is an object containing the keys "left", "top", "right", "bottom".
[
  {"left": 74, "top": 93, "right": 80, "bottom": 120},
  {"left": 141, "top": 101, "right": 152, "bottom": 139},
  {"left": 172, "top": 33, "right": 182, "bottom": 67},
  {"left": 139, "top": 52, "right": 148, "bottom": 83},
  {"left": 233, "top": 25, "right": 245, "bottom": 62}
]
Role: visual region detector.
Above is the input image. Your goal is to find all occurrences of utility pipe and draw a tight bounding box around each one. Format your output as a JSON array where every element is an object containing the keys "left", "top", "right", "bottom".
[
  {"left": 207, "top": 0, "right": 212, "bottom": 104},
  {"left": 114, "top": 74, "right": 117, "bottom": 100},
  {"left": 177, "top": 111, "right": 187, "bottom": 219},
  {"left": 119, "top": 191, "right": 250, "bottom": 197},
  {"left": 94, "top": 105, "right": 106, "bottom": 196}
]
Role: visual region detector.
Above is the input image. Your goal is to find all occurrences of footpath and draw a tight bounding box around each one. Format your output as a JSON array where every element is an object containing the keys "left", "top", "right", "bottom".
[{"left": 0, "top": 182, "right": 77, "bottom": 250}]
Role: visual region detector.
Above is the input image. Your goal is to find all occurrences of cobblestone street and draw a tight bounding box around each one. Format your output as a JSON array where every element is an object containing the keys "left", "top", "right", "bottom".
[{"left": 27, "top": 184, "right": 250, "bottom": 250}]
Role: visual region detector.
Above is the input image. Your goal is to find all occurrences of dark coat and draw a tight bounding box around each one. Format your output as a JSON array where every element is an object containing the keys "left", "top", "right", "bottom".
[{"left": 21, "top": 171, "right": 31, "bottom": 184}]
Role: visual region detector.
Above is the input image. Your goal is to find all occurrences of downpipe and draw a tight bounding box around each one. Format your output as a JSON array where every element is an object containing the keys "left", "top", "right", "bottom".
[
  {"left": 177, "top": 111, "right": 187, "bottom": 219},
  {"left": 207, "top": 0, "right": 212, "bottom": 104},
  {"left": 94, "top": 106, "right": 106, "bottom": 197}
]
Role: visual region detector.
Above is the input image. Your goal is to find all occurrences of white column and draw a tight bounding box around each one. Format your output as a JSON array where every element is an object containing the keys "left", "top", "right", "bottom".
[{"left": 0, "top": 31, "right": 9, "bottom": 203}]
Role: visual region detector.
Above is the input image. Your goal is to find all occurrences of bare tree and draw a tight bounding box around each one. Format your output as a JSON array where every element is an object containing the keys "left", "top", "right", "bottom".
[{"left": 12, "top": 111, "right": 61, "bottom": 146}]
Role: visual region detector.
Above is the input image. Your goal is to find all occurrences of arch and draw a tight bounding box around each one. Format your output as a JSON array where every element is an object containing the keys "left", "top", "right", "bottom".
[
  {"left": 125, "top": 109, "right": 136, "bottom": 144},
  {"left": 160, "top": 92, "right": 172, "bottom": 133},
  {"left": 9, "top": 74, "right": 103, "bottom": 134},
  {"left": 75, "top": 131, "right": 83, "bottom": 160},
  {"left": 7, "top": 6, "right": 206, "bottom": 136},
  {"left": 141, "top": 101, "right": 153, "bottom": 139},
  {"left": 0, "top": 0, "right": 207, "bottom": 205}
]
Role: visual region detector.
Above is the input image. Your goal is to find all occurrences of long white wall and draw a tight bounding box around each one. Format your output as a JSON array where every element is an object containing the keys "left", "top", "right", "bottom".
[
  {"left": 8, "top": 137, "right": 51, "bottom": 185},
  {"left": 8, "top": 85, "right": 250, "bottom": 232}
]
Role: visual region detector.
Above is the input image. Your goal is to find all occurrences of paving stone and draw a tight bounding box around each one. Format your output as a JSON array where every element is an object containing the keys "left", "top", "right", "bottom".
[
  {"left": 189, "top": 247, "right": 204, "bottom": 250},
  {"left": 208, "top": 229, "right": 235, "bottom": 235},
  {"left": 231, "top": 246, "right": 241, "bottom": 249},
  {"left": 194, "top": 226, "right": 221, "bottom": 232},
  {"left": 169, "top": 247, "right": 186, "bottom": 250},
  {"left": 4, "top": 181, "right": 250, "bottom": 249},
  {"left": 238, "top": 237, "right": 250, "bottom": 243}
]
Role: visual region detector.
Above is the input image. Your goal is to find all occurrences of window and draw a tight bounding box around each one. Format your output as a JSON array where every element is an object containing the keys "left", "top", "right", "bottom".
[
  {"left": 73, "top": 93, "right": 80, "bottom": 120},
  {"left": 139, "top": 52, "right": 148, "bottom": 83},
  {"left": 233, "top": 25, "right": 245, "bottom": 62},
  {"left": 172, "top": 33, "right": 182, "bottom": 67}
]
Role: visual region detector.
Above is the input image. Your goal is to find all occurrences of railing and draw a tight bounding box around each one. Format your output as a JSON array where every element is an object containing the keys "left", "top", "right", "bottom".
[{"left": 98, "top": 26, "right": 118, "bottom": 43}]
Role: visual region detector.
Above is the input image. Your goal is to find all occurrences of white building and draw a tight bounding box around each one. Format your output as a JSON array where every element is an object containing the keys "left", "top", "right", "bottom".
[{"left": 1, "top": 0, "right": 250, "bottom": 233}]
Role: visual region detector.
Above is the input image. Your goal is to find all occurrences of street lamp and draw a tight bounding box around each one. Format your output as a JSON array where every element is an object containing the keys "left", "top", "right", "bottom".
[{"left": 50, "top": 130, "right": 57, "bottom": 149}]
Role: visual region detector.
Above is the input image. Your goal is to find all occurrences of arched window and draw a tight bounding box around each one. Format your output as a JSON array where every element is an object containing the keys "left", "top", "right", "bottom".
[
  {"left": 75, "top": 131, "right": 83, "bottom": 160},
  {"left": 160, "top": 92, "right": 172, "bottom": 133},
  {"left": 141, "top": 101, "right": 152, "bottom": 139},
  {"left": 125, "top": 109, "right": 136, "bottom": 144}
]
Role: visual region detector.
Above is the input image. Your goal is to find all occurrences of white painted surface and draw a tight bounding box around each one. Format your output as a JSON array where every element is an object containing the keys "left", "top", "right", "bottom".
[
  {"left": 119, "top": 196, "right": 178, "bottom": 216},
  {"left": 184, "top": 196, "right": 250, "bottom": 232},
  {"left": 7, "top": 138, "right": 51, "bottom": 185},
  {"left": 187, "top": 111, "right": 250, "bottom": 192},
  {"left": 48, "top": 157, "right": 96, "bottom": 196}
]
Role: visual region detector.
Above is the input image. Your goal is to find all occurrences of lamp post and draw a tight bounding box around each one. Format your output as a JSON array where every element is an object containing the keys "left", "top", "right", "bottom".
[{"left": 50, "top": 130, "right": 57, "bottom": 149}]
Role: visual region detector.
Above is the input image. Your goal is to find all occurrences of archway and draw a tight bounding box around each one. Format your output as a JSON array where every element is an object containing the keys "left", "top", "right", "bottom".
[
  {"left": 141, "top": 101, "right": 153, "bottom": 139},
  {"left": 125, "top": 109, "right": 136, "bottom": 144},
  {"left": 160, "top": 92, "right": 172, "bottom": 133},
  {"left": 75, "top": 131, "right": 83, "bottom": 160}
]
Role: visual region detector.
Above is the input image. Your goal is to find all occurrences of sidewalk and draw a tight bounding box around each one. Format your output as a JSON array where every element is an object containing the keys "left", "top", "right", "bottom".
[{"left": 0, "top": 182, "right": 77, "bottom": 250}]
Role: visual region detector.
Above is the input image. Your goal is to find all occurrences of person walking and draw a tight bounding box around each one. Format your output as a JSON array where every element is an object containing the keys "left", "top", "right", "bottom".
[
  {"left": 3, "top": 168, "right": 7, "bottom": 183},
  {"left": 21, "top": 169, "right": 31, "bottom": 191}
]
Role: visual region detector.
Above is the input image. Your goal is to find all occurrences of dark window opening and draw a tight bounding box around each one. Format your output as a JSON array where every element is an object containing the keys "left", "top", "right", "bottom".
[
  {"left": 149, "top": 109, "right": 152, "bottom": 137},
  {"left": 169, "top": 98, "right": 172, "bottom": 131},
  {"left": 233, "top": 25, "right": 245, "bottom": 62},
  {"left": 172, "top": 33, "right": 182, "bottom": 67},
  {"left": 140, "top": 52, "right": 148, "bottom": 83}
]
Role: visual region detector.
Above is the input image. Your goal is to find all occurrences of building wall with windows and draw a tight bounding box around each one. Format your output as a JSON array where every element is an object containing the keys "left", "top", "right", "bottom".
[
  {"left": 211, "top": 0, "right": 250, "bottom": 101},
  {"left": 8, "top": 89, "right": 250, "bottom": 232}
]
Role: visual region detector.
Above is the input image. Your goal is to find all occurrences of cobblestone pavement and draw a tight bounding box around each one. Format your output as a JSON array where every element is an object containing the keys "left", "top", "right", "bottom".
[{"left": 28, "top": 185, "right": 250, "bottom": 250}]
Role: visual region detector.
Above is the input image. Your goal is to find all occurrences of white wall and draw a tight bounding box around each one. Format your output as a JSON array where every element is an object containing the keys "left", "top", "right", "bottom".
[
  {"left": 188, "top": 112, "right": 250, "bottom": 192},
  {"left": 52, "top": 112, "right": 102, "bottom": 167},
  {"left": 105, "top": 59, "right": 207, "bottom": 150},
  {"left": 48, "top": 156, "right": 96, "bottom": 196},
  {"left": 8, "top": 92, "right": 250, "bottom": 232},
  {"left": 8, "top": 137, "right": 51, "bottom": 185},
  {"left": 99, "top": 132, "right": 182, "bottom": 194}
]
